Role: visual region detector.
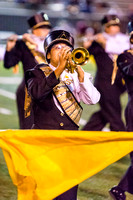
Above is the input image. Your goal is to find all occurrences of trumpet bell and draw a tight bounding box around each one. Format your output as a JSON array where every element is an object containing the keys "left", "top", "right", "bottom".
[{"left": 71, "top": 47, "right": 89, "bottom": 65}]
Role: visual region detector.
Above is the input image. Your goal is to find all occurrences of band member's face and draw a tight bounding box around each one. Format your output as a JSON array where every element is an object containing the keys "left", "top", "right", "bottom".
[
  {"left": 33, "top": 28, "right": 50, "bottom": 38},
  {"left": 47, "top": 43, "right": 69, "bottom": 67},
  {"left": 105, "top": 25, "right": 120, "bottom": 36}
]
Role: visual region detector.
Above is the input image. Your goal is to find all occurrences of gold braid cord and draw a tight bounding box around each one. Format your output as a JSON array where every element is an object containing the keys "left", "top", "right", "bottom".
[
  {"left": 13, "top": 64, "right": 19, "bottom": 74},
  {"left": 24, "top": 41, "right": 46, "bottom": 118},
  {"left": 24, "top": 87, "right": 32, "bottom": 118},
  {"left": 127, "top": 49, "right": 133, "bottom": 55},
  {"left": 111, "top": 55, "right": 118, "bottom": 85},
  {"left": 40, "top": 66, "right": 83, "bottom": 126},
  {"left": 26, "top": 41, "right": 46, "bottom": 64}
]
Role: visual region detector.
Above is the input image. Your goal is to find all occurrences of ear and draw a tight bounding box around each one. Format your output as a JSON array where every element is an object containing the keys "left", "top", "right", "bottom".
[{"left": 47, "top": 52, "right": 51, "bottom": 60}]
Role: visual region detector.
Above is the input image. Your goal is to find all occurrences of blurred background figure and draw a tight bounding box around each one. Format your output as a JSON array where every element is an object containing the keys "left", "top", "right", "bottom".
[
  {"left": 0, "top": 46, "right": 5, "bottom": 61},
  {"left": 82, "top": 14, "right": 130, "bottom": 132},
  {"left": 109, "top": 20, "right": 133, "bottom": 200},
  {"left": 4, "top": 11, "right": 52, "bottom": 129},
  {"left": 82, "top": 26, "right": 95, "bottom": 49}
]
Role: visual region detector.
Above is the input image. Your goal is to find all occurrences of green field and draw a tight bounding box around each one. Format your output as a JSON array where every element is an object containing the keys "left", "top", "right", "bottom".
[{"left": 0, "top": 60, "right": 132, "bottom": 200}]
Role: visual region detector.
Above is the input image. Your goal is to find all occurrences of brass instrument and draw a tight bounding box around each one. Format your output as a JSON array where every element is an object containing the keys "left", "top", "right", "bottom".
[
  {"left": 0, "top": 35, "right": 23, "bottom": 42},
  {"left": 66, "top": 47, "right": 89, "bottom": 73}
]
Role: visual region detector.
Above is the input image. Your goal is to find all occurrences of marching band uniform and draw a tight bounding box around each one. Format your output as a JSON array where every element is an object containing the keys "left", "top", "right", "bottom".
[
  {"left": 109, "top": 21, "right": 133, "bottom": 200},
  {"left": 83, "top": 14, "right": 129, "bottom": 131},
  {"left": 25, "top": 30, "right": 100, "bottom": 199},
  {"left": 4, "top": 12, "right": 51, "bottom": 129}
]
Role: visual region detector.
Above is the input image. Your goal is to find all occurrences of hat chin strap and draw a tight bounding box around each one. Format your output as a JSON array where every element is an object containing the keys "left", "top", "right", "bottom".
[{"left": 32, "top": 21, "right": 51, "bottom": 30}]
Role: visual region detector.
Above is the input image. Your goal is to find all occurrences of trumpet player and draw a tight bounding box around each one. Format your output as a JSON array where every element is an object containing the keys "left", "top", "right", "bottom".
[
  {"left": 83, "top": 14, "right": 130, "bottom": 132},
  {"left": 25, "top": 29, "right": 100, "bottom": 200}
]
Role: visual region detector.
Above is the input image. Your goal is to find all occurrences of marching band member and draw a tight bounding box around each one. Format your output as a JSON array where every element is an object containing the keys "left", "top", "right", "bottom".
[
  {"left": 4, "top": 12, "right": 52, "bottom": 129},
  {"left": 83, "top": 14, "right": 130, "bottom": 132},
  {"left": 25, "top": 29, "right": 100, "bottom": 199},
  {"left": 109, "top": 20, "right": 133, "bottom": 200}
]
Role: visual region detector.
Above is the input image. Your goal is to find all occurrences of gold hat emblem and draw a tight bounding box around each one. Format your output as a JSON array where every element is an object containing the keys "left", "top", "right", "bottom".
[{"left": 58, "top": 31, "right": 69, "bottom": 40}]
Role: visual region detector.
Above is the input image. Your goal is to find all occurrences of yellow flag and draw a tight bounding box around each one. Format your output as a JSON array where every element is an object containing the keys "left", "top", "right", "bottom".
[{"left": 0, "top": 129, "right": 133, "bottom": 200}]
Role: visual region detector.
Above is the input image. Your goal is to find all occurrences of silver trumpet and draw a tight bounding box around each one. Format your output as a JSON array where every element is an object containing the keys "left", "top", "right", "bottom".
[{"left": 0, "top": 35, "right": 23, "bottom": 42}]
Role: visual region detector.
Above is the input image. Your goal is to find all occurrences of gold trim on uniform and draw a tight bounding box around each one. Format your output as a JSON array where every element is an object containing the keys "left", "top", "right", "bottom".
[
  {"left": 41, "top": 66, "right": 83, "bottom": 126},
  {"left": 53, "top": 81, "right": 83, "bottom": 126},
  {"left": 60, "top": 123, "right": 64, "bottom": 127},
  {"left": 105, "top": 19, "right": 120, "bottom": 27},
  {"left": 24, "top": 42, "right": 47, "bottom": 118},
  {"left": 32, "top": 21, "right": 51, "bottom": 30},
  {"left": 24, "top": 87, "right": 32, "bottom": 118},
  {"left": 25, "top": 41, "right": 46, "bottom": 64}
]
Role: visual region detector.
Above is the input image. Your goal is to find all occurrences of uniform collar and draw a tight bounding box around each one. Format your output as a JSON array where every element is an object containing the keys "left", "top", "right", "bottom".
[{"left": 49, "top": 64, "right": 56, "bottom": 71}]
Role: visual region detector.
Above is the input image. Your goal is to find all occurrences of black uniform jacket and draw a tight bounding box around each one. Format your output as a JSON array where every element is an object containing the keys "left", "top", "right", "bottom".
[
  {"left": 25, "top": 64, "right": 78, "bottom": 130},
  {"left": 4, "top": 40, "right": 37, "bottom": 129},
  {"left": 117, "top": 50, "right": 133, "bottom": 96},
  {"left": 88, "top": 41, "right": 125, "bottom": 93},
  {"left": 4, "top": 40, "right": 37, "bottom": 72},
  {"left": 117, "top": 50, "right": 133, "bottom": 131}
]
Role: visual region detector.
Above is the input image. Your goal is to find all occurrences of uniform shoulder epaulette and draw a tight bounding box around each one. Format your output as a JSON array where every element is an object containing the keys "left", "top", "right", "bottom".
[
  {"left": 127, "top": 49, "right": 133, "bottom": 55},
  {"left": 39, "top": 64, "right": 53, "bottom": 77},
  {"left": 35, "top": 63, "right": 48, "bottom": 69}
]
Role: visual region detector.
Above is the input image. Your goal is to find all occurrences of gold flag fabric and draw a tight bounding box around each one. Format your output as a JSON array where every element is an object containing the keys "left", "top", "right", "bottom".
[{"left": 0, "top": 129, "right": 133, "bottom": 200}]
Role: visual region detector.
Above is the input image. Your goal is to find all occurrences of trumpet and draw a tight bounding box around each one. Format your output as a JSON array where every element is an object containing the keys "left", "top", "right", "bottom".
[{"left": 66, "top": 47, "right": 89, "bottom": 73}]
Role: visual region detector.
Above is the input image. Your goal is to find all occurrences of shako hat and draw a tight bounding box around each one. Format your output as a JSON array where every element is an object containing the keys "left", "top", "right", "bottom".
[
  {"left": 44, "top": 30, "right": 74, "bottom": 63},
  {"left": 27, "top": 12, "right": 52, "bottom": 30},
  {"left": 127, "top": 20, "right": 133, "bottom": 44},
  {"left": 127, "top": 20, "right": 133, "bottom": 34},
  {"left": 101, "top": 14, "right": 120, "bottom": 27}
]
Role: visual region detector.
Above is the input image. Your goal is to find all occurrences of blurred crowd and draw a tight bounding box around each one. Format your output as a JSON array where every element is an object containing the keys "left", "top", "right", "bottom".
[{"left": 0, "top": 0, "right": 113, "bottom": 13}]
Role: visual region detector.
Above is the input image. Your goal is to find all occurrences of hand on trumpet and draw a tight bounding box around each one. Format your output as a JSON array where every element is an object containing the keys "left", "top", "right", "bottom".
[
  {"left": 54, "top": 45, "right": 72, "bottom": 79},
  {"left": 51, "top": 44, "right": 87, "bottom": 82},
  {"left": 65, "top": 51, "right": 84, "bottom": 82},
  {"left": 65, "top": 48, "right": 85, "bottom": 82},
  {"left": 75, "top": 65, "right": 84, "bottom": 82}
]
